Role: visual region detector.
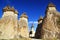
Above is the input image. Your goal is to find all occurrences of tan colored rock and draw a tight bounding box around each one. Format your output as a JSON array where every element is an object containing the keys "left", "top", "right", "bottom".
[
  {"left": 0, "top": 16, "right": 18, "bottom": 39},
  {"left": 41, "top": 3, "right": 59, "bottom": 39},
  {"left": 18, "top": 13, "right": 29, "bottom": 38},
  {"left": 0, "top": 5, "right": 18, "bottom": 39}
]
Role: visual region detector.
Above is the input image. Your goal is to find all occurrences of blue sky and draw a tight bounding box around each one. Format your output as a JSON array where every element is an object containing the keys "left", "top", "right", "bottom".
[{"left": 0, "top": 0, "right": 60, "bottom": 31}]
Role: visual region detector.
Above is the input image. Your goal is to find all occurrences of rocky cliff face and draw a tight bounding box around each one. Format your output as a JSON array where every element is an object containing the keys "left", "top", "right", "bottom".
[
  {"left": 41, "top": 4, "right": 60, "bottom": 39},
  {"left": 42, "top": 11, "right": 59, "bottom": 38},
  {"left": 35, "top": 3, "right": 60, "bottom": 39}
]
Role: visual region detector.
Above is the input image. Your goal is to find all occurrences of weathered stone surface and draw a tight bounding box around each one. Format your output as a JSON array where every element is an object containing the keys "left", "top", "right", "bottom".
[
  {"left": 0, "top": 10, "right": 29, "bottom": 39},
  {"left": 35, "top": 3, "right": 60, "bottom": 39},
  {"left": 0, "top": 6, "right": 18, "bottom": 39},
  {"left": 41, "top": 3, "right": 59, "bottom": 39},
  {"left": 0, "top": 16, "right": 18, "bottom": 39},
  {"left": 35, "top": 17, "right": 43, "bottom": 39},
  {"left": 18, "top": 13, "right": 29, "bottom": 38}
]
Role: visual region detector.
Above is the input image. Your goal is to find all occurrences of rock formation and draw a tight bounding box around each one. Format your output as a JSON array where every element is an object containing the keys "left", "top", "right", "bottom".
[
  {"left": 0, "top": 5, "right": 18, "bottom": 39},
  {"left": 35, "top": 3, "right": 60, "bottom": 39},
  {"left": 41, "top": 3, "right": 60, "bottom": 39},
  {"left": 18, "top": 13, "right": 29, "bottom": 38},
  {"left": 35, "top": 16, "right": 43, "bottom": 39},
  {"left": 1, "top": 3, "right": 60, "bottom": 39},
  {"left": 0, "top": 5, "right": 29, "bottom": 39}
]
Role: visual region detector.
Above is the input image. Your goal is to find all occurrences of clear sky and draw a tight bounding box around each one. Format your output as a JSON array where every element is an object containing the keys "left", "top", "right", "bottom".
[{"left": 0, "top": 0, "right": 60, "bottom": 31}]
